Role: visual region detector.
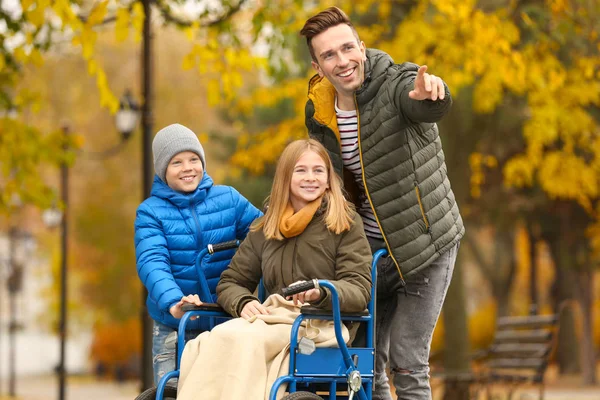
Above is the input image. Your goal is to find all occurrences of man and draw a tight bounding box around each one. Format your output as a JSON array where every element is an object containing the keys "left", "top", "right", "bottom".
[{"left": 300, "top": 7, "right": 464, "bottom": 400}]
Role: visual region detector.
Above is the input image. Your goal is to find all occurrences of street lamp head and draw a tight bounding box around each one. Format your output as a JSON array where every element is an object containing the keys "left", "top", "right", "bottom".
[
  {"left": 42, "top": 206, "right": 63, "bottom": 229},
  {"left": 115, "top": 90, "right": 140, "bottom": 141}
]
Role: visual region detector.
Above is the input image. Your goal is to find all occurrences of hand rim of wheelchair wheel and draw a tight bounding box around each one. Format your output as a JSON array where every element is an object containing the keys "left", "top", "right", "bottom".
[
  {"left": 134, "top": 385, "right": 177, "bottom": 400},
  {"left": 281, "top": 391, "right": 324, "bottom": 400}
]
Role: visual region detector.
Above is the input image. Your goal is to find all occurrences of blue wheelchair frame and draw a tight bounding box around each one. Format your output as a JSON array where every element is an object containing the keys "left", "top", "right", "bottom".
[{"left": 152, "top": 243, "right": 387, "bottom": 400}]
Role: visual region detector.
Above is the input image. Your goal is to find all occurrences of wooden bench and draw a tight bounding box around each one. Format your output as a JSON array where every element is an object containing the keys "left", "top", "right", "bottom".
[{"left": 437, "top": 313, "right": 559, "bottom": 400}]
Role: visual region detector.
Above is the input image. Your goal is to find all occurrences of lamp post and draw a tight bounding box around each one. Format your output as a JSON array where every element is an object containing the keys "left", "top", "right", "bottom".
[
  {"left": 5, "top": 226, "right": 35, "bottom": 398},
  {"left": 139, "top": 0, "right": 155, "bottom": 390},
  {"left": 41, "top": 125, "right": 71, "bottom": 400},
  {"left": 112, "top": 69, "right": 152, "bottom": 390}
]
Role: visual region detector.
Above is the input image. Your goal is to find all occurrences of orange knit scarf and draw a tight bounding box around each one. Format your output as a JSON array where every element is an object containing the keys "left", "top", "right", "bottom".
[{"left": 279, "top": 197, "right": 323, "bottom": 238}]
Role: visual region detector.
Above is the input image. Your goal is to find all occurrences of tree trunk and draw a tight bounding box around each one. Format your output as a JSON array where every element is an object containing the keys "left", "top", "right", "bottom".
[
  {"left": 526, "top": 224, "right": 540, "bottom": 315},
  {"left": 549, "top": 238, "right": 581, "bottom": 375},
  {"left": 442, "top": 254, "right": 470, "bottom": 400},
  {"left": 491, "top": 228, "right": 517, "bottom": 318},
  {"left": 463, "top": 228, "right": 515, "bottom": 318},
  {"left": 491, "top": 281, "right": 511, "bottom": 318},
  {"left": 577, "top": 269, "right": 597, "bottom": 385}
]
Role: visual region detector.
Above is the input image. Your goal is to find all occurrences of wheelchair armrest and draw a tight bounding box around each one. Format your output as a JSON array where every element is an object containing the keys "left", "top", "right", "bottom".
[
  {"left": 300, "top": 305, "right": 370, "bottom": 318},
  {"left": 181, "top": 303, "right": 225, "bottom": 312}
]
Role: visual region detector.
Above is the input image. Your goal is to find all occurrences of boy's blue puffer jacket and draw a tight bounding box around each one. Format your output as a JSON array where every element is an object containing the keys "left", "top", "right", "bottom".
[{"left": 135, "top": 174, "right": 262, "bottom": 330}]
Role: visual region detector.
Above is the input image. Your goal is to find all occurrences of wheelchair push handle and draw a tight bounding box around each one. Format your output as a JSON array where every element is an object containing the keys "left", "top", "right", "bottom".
[
  {"left": 207, "top": 240, "right": 239, "bottom": 254},
  {"left": 281, "top": 279, "right": 319, "bottom": 298},
  {"left": 181, "top": 302, "right": 224, "bottom": 312}
]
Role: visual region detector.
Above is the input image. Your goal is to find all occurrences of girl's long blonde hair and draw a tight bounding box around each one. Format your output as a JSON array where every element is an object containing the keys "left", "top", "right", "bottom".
[{"left": 253, "top": 139, "right": 354, "bottom": 240}]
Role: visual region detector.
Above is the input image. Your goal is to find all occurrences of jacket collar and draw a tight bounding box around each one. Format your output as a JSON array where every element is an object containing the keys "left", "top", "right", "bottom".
[
  {"left": 307, "top": 74, "right": 339, "bottom": 139},
  {"left": 150, "top": 173, "right": 214, "bottom": 208}
]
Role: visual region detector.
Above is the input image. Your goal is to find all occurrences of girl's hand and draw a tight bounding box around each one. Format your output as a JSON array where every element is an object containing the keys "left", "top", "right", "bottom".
[
  {"left": 240, "top": 300, "right": 270, "bottom": 320},
  {"left": 292, "top": 288, "right": 322, "bottom": 306},
  {"left": 169, "top": 294, "right": 203, "bottom": 319},
  {"left": 286, "top": 280, "right": 322, "bottom": 306}
]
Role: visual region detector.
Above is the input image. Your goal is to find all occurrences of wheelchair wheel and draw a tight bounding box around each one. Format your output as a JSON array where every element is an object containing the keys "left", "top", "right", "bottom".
[
  {"left": 135, "top": 385, "right": 177, "bottom": 400},
  {"left": 281, "top": 392, "right": 323, "bottom": 400}
]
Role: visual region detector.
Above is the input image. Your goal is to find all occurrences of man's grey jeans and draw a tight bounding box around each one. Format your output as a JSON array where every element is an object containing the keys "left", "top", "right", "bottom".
[{"left": 369, "top": 238, "right": 459, "bottom": 400}]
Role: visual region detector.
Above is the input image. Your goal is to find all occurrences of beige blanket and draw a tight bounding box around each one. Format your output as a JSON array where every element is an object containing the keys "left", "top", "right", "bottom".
[{"left": 177, "top": 294, "right": 349, "bottom": 400}]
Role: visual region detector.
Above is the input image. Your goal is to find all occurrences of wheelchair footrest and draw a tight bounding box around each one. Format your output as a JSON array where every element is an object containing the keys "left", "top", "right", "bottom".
[{"left": 294, "top": 347, "right": 374, "bottom": 377}]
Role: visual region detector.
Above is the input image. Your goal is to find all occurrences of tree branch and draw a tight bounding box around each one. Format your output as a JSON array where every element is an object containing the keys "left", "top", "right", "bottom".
[
  {"left": 77, "top": 1, "right": 137, "bottom": 26},
  {"left": 155, "top": 0, "right": 248, "bottom": 28}
]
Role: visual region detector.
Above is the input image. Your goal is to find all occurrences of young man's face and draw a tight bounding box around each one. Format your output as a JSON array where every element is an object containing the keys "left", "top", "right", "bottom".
[
  {"left": 310, "top": 24, "right": 366, "bottom": 98},
  {"left": 165, "top": 151, "right": 203, "bottom": 193}
]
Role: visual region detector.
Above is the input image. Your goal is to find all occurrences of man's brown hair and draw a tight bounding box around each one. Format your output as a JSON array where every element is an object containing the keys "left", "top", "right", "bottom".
[{"left": 300, "top": 7, "right": 360, "bottom": 62}]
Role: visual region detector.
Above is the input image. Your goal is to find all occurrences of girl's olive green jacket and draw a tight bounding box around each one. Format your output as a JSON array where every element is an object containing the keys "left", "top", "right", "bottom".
[{"left": 216, "top": 212, "right": 372, "bottom": 317}]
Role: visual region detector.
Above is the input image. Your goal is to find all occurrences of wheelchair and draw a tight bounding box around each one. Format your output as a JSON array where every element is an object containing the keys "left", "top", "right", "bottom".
[{"left": 135, "top": 240, "right": 386, "bottom": 400}]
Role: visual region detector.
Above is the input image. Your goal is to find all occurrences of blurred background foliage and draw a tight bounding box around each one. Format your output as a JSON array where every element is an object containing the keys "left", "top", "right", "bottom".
[{"left": 0, "top": 0, "right": 598, "bottom": 387}]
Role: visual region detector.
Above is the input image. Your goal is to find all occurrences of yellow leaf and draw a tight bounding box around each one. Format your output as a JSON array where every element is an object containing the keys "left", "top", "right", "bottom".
[
  {"left": 72, "top": 134, "right": 86, "bottom": 149},
  {"left": 86, "top": 1, "right": 109, "bottom": 27},
  {"left": 80, "top": 29, "right": 97, "bottom": 60},
  {"left": 29, "top": 48, "right": 44, "bottom": 66},
  {"left": 182, "top": 52, "right": 195, "bottom": 70},
  {"left": 21, "top": 0, "right": 34, "bottom": 11},
  {"left": 131, "top": 2, "right": 145, "bottom": 43},
  {"left": 13, "top": 47, "right": 27, "bottom": 63},
  {"left": 378, "top": 1, "right": 391, "bottom": 19},
  {"left": 185, "top": 22, "right": 199, "bottom": 41},
  {"left": 87, "top": 59, "right": 98, "bottom": 75},
  {"left": 26, "top": 7, "right": 46, "bottom": 27},
  {"left": 115, "top": 8, "right": 130, "bottom": 42},
  {"left": 485, "top": 156, "right": 498, "bottom": 168},
  {"left": 207, "top": 80, "right": 221, "bottom": 106}
]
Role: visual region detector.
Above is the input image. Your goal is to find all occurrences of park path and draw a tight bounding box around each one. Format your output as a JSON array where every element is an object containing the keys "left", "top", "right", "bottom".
[
  {"left": 3, "top": 375, "right": 138, "bottom": 400},
  {"left": 3, "top": 373, "right": 600, "bottom": 400}
]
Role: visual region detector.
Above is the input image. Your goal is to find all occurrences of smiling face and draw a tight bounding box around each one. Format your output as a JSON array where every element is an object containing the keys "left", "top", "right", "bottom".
[
  {"left": 165, "top": 151, "right": 203, "bottom": 193},
  {"left": 289, "top": 150, "right": 329, "bottom": 212},
  {"left": 310, "top": 24, "right": 366, "bottom": 100}
]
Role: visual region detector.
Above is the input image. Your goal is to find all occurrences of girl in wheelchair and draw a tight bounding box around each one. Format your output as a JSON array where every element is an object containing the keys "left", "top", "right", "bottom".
[{"left": 176, "top": 139, "right": 372, "bottom": 399}]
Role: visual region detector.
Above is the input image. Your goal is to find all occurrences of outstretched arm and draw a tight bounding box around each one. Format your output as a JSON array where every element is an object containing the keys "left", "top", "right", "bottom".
[
  {"left": 409, "top": 65, "right": 446, "bottom": 101},
  {"left": 394, "top": 63, "right": 453, "bottom": 124}
]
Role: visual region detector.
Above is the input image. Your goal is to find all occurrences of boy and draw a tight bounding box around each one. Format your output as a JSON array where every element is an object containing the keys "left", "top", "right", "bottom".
[{"left": 134, "top": 123, "right": 262, "bottom": 384}]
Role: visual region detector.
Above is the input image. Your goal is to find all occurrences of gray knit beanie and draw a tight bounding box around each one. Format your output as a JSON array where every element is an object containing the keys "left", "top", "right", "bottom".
[{"left": 152, "top": 123, "right": 206, "bottom": 183}]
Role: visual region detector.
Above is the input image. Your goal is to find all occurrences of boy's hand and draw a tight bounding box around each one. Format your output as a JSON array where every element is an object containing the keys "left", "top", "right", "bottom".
[
  {"left": 240, "top": 300, "right": 270, "bottom": 320},
  {"left": 409, "top": 65, "right": 446, "bottom": 101},
  {"left": 169, "top": 294, "right": 203, "bottom": 319}
]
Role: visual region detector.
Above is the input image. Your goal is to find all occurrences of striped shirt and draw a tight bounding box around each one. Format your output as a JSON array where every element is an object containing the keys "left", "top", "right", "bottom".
[{"left": 335, "top": 99, "right": 383, "bottom": 239}]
